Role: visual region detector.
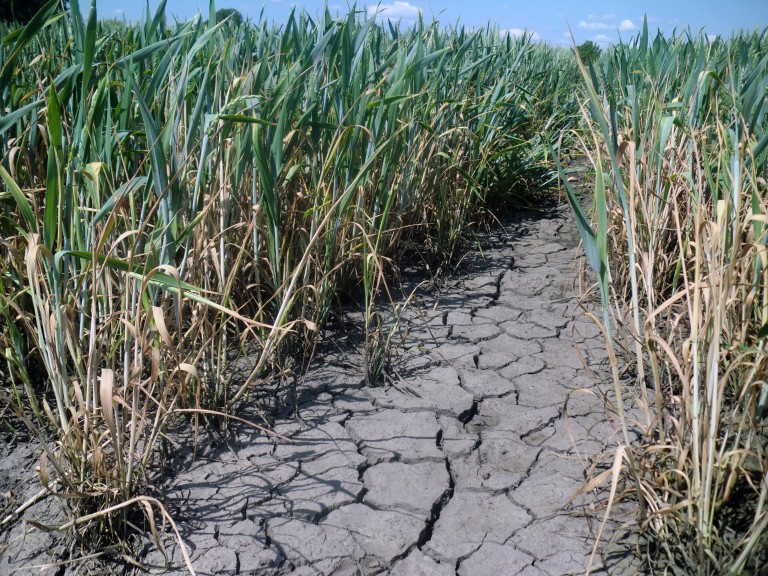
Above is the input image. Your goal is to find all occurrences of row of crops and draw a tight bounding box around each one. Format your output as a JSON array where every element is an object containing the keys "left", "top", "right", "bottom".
[
  {"left": 1, "top": 0, "right": 767, "bottom": 573},
  {"left": 568, "top": 23, "right": 768, "bottom": 574}
]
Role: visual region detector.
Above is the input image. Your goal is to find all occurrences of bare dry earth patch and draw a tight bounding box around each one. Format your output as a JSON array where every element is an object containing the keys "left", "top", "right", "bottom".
[{"left": 0, "top": 206, "right": 641, "bottom": 576}]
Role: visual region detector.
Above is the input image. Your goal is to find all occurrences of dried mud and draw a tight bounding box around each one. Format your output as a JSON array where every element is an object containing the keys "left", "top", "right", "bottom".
[{"left": 1, "top": 206, "right": 641, "bottom": 575}]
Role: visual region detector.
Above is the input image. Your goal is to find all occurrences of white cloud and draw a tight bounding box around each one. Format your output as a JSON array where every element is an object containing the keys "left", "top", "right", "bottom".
[
  {"left": 578, "top": 21, "right": 611, "bottom": 31},
  {"left": 580, "top": 17, "right": 637, "bottom": 33},
  {"left": 707, "top": 34, "right": 719, "bottom": 43},
  {"left": 367, "top": 2, "right": 421, "bottom": 23},
  {"left": 114, "top": 8, "right": 124, "bottom": 15},
  {"left": 618, "top": 19, "right": 637, "bottom": 31},
  {"left": 588, "top": 13, "right": 615, "bottom": 21},
  {"left": 500, "top": 28, "right": 541, "bottom": 41},
  {"left": 592, "top": 34, "right": 612, "bottom": 46}
]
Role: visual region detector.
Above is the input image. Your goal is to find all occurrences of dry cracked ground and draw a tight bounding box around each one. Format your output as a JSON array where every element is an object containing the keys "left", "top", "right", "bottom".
[{"left": 0, "top": 206, "right": 638, "bottom": 576}]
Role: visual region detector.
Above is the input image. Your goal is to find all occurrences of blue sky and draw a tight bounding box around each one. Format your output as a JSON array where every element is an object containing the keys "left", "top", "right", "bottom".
[{"left": 98, "top": 0, "right": 768, "bottom": 47}]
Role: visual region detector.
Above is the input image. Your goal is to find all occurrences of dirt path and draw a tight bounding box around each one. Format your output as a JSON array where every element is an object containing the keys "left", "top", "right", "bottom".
[
  {"left": 138, "top": 206, "right": 633, "bottom": 576},
  {"left": 1, "top": 206, "right": 636, "bottom": 575}
]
